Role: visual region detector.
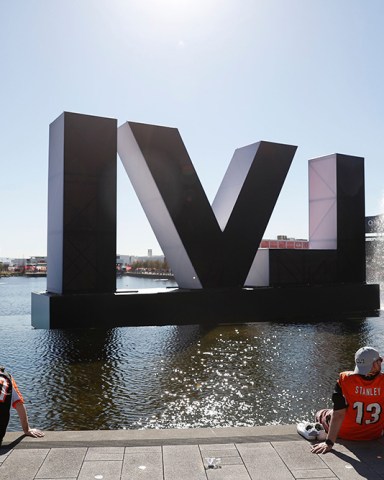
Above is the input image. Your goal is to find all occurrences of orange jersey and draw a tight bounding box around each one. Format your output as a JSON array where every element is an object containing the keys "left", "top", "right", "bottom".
[
  {"left": 0, "top": 370, "right": 24, "bottom": 442},
  {"left": 338, "top": 371, "right": 384, "bottom": 440},
  {"left": 0, "top": 371, "right": 24, "bottom": 408},
  {"left": 10, "top": 376, "right": 24, "bottom": 408}
]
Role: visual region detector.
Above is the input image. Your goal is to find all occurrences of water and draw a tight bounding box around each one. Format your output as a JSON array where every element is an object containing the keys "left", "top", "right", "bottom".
[{"left": 0, "top": 275, "right": 383, "bottom": 432}]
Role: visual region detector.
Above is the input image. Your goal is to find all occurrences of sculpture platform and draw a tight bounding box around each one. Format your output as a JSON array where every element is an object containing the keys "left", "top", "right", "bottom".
[{"left": 32, "top": 283, "right": 380, "bottom": 329}]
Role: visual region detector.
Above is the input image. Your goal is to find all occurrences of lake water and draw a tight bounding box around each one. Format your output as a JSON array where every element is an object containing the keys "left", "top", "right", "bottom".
[{"left": 1, "top": 275, "right": 383, "bottom": 432}]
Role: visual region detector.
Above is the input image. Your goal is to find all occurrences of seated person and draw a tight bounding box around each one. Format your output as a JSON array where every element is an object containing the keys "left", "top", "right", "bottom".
[
  {"left": 311, "top": 346, "right": 384, "bottom": 454},
  {"left": 0, "top": 366, "right": 44, "bottom": 446}
]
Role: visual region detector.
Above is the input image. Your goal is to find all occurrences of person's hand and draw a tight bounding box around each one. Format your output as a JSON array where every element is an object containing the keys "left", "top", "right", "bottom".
[
  {"left": 24, "top": 428, "right": 45, "bottom": 438},
  {"left": 310, "top": 441, "right": 333, "bottom": 454}
]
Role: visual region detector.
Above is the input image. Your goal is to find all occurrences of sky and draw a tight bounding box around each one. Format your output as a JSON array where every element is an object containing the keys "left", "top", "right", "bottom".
[{"left": 1, "top": 0, "right": 383, "bottom": 258}]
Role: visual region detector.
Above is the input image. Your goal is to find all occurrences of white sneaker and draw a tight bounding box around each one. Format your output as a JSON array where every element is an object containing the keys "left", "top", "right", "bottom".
[{"left": 297, "top": 422, "right": 326, "bottom": 441}]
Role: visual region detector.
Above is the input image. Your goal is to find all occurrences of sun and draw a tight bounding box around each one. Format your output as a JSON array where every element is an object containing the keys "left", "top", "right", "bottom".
[{"left": 137, "top": 0, "right": 219, "bottom": 23}]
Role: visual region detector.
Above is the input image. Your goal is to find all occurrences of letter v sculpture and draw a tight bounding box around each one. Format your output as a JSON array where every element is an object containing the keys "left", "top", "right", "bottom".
[{"left": 117, "top": 122, "right": 297, "bottom": 289}]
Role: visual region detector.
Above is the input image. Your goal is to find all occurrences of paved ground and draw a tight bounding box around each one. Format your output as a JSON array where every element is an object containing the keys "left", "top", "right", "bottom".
[{"left": 1, "top": 425, "right": 384, "bottom": 479}]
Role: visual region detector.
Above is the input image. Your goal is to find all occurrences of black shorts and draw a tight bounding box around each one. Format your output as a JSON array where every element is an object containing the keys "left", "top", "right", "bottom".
[{"left": 0, "top": 410, "right": 10, "bottom": 445}]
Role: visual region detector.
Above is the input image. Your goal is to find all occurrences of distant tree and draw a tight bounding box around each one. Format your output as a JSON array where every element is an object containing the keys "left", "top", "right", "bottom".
[
  {"left": 163, "top": 259, "right": 169, "bottom": 271},
  {"left": 0, "top": 262, "right": 9, "bottom": 273},
  {"left": 131, "top": 259, "right": 171, "bottom": 272}
]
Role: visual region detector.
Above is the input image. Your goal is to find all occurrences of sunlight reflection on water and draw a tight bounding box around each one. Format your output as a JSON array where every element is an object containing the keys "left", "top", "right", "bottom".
[{"left": 1, "top": 276, "right": 383, "bottom": 431}]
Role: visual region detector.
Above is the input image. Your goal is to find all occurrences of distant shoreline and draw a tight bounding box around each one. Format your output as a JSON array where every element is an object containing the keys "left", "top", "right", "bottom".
[
  {"left": 0, "top": 272, "right": 46, "bottom": 278},
  {"left": 122, "top": 271, "right": 175, "bottom": 280},
  {"left": 0, "top": 271, "right": 175, "bottom": 280}
]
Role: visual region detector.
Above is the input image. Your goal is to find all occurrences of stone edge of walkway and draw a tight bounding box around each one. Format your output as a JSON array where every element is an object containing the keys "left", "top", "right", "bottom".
[{"left": 2, "top": 424, "right": 303, "bottom": 449}]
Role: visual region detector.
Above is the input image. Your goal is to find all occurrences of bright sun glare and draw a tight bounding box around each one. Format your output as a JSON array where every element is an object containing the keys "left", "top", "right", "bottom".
[{"left": 139, "top": 0, "right": 218, "bottom": 22}]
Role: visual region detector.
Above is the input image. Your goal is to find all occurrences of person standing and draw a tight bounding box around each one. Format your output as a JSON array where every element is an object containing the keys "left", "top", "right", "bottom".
[
  {"left": 311, "top": 346, "right": 384, "bottom": 454},
  {"left": 0, "top": 366, "right": 44, "bottom": 446}
]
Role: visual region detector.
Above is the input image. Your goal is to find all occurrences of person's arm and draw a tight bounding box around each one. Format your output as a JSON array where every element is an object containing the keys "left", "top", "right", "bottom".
[
  {"left": 311, "top": 408, "right": 346, "bottom": 454},
  {"left": 15, "top": 402, "right": 44, "bottom": 438}
]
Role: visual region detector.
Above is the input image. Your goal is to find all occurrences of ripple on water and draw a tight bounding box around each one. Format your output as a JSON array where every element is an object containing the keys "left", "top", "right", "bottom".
[{"left": 2, "top": 276, "right": 384, "bottom": 431}]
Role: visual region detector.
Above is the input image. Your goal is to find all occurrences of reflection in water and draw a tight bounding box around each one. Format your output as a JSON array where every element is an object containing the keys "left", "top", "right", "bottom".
[
  {"left": 0, "top": 276, "right": 383, "bottom": 432},
  {"left": 4, "top": 318, "right": 384, "bottom": 432},
  {"left": 34, "top": 329, "right": 121, "bottom": 430}
]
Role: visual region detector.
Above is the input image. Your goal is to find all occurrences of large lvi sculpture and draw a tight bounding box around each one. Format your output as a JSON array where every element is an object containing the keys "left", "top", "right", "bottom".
[{"left": 31, "top": 112, "right": 380, "bottom": 328}]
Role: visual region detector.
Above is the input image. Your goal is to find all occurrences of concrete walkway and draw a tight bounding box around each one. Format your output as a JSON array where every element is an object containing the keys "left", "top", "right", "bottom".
[{"left": 1, "top": 425, "right": 384, "bottom": 479}]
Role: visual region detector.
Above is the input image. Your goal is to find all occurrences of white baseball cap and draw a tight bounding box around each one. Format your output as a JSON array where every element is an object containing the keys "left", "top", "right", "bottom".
[{"left": 354, "top": 346, "right": 381, "bottom": 375}]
